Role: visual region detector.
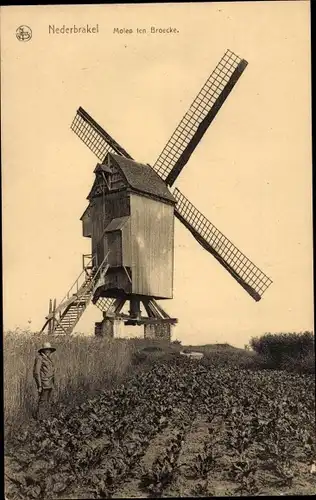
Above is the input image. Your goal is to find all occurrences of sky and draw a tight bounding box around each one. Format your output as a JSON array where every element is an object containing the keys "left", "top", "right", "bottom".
[{"left": 1, "top": 2, "right": 313, "bottom": 347}]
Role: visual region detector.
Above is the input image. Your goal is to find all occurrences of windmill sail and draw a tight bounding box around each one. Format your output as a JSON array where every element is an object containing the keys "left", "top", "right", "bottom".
[
  {"left": 71, "top": 106, "right": 133, "bottom": 162},
  {"left": 153, "top": 50, "right": 247, "bottom": 186},
  {"left": 173, "top": 188, "right": 272, "bottom": 301}
]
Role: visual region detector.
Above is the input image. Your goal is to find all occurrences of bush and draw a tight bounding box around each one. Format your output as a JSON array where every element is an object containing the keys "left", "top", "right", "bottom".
[
  {"left": 280, "top": 352, "right": 315, "bottom": 375},
  {"left": 201, "top": 346, "right": 259, "bottom": 370},
  {"left": 299, "top": 352, "right": 316, "bottom": 374},
  {"left": 250, "top": 331, "right": 315, "bottom": 373}
]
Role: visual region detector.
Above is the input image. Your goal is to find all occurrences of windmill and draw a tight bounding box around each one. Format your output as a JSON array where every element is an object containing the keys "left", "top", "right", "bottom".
[{"left": 41, "top": 49, "right": 272, "bottom": 339}]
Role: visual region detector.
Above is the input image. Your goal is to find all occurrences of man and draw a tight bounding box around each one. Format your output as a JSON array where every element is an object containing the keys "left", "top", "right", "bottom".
[{"left": 33, "top": 341, "right": 56, "bottom": 420}]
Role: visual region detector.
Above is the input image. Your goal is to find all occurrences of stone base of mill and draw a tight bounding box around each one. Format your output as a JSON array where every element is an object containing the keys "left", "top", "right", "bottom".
[
  {"left": 144, "top": 323, "right": 172, "bottom": 341},
  {"left": 94, "top": 319, "right": 121, "bottom": 338}
]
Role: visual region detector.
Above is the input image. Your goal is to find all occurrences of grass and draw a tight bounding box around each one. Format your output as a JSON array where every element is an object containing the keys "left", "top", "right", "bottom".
[
  {"left": 2, "top": 333, "right": 203, "bottom": 442},
  {"left": 4, "top": 331, "right": 135, "bottom": 440}
]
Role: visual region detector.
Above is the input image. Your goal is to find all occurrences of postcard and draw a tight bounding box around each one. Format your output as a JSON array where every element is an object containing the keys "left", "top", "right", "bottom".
[{"left": 2, "top": 2, "right": 313, "bottom": 499}]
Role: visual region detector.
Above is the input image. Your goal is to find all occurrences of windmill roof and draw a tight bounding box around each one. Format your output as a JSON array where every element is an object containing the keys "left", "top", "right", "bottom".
[
  {"left": 104, "top": 216, "right": 130, "bottom": 232},
  {"left": 80, "top": 204, "right": 91, "bottom": 220},
  {"left": 109, "top": 153, "right": 176, "bottom": 204},
  {"left": 94, "top": 163, "right": 112, "bottom": 174}
]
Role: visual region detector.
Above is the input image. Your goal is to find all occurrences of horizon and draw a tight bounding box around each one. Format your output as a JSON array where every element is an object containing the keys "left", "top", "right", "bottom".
[{"left": 3, "top": 327, "right": 314, "bottom": 350}]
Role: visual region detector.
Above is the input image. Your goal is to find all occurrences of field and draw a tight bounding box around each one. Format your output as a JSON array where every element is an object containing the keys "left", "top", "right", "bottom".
[
  {"left": 4, "top": 332, "right": 135, "bottom": 438},
  {"left": 4, "top": 334, "right": 316, "bottom": 499}
]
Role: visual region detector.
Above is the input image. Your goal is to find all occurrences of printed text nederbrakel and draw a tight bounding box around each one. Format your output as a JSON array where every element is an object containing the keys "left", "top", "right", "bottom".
[{"left": 49, "top": 25, "right": 99, "bottom": 34}]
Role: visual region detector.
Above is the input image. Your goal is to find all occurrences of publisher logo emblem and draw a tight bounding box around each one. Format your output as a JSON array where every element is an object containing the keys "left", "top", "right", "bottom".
[{"left": 16, "top": 25, "right": 32, "bottom": 42}]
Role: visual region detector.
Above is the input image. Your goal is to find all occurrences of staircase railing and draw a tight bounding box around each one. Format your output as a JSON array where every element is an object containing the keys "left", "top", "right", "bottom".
[
  {"left": 91, "top": 252, "right": 110, "bottom": 294},
  {"left": 44, "top": 251, "right": 110, "bottom": 327},
  {"left": 82, "top": 253, "right": 93, "bottom": 272},
  {"left": 44, "top": 215, "right": 114, "bottom": 320},
  {"left": 45, "top": 256, "right": 95, "bottom": 320},
  {"left": 53, "top": 253, "right": 111, "bottom": 334}
]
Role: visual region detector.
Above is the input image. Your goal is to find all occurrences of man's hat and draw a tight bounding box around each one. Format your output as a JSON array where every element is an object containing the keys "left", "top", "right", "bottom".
[{"left": 38, "top": 342, "right": 56, "bottom": 354}]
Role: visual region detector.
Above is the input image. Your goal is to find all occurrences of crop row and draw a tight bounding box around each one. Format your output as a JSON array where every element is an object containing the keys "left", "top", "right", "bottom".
[{"left": 6, "top": 357, "right": 315, "bottom": 499}]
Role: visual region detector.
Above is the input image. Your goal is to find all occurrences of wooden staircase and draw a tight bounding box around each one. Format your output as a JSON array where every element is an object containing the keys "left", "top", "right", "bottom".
[{"left": 41, "top": 253, "right": 111, "bottom": 335}]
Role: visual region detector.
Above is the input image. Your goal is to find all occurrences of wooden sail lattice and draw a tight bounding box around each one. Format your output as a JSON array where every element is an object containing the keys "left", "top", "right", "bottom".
[
  {"left": 95, "top": 296, "right": 115, "bottom": 313},
  {"left": 173, "top": 187, "right": 272, "bottom": 301},
  {"left": 153, "top": 50, "right": 247, "bottom": 185},
  {"left": 71, "top": 106, "right": 133, "bottom": 162}
]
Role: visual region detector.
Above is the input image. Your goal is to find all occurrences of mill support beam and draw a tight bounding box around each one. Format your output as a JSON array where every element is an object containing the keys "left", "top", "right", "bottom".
[{"left": 94, "top": 295, "right": 177, "bottom": 339}]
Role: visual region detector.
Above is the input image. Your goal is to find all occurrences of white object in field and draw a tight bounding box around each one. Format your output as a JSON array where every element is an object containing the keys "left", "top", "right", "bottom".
[
  {"left": 310, "top": 463, "right": 316, "bottom": 474},
  {"left": 180, "top": 351, "right": 204, "bottom": 360}
]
